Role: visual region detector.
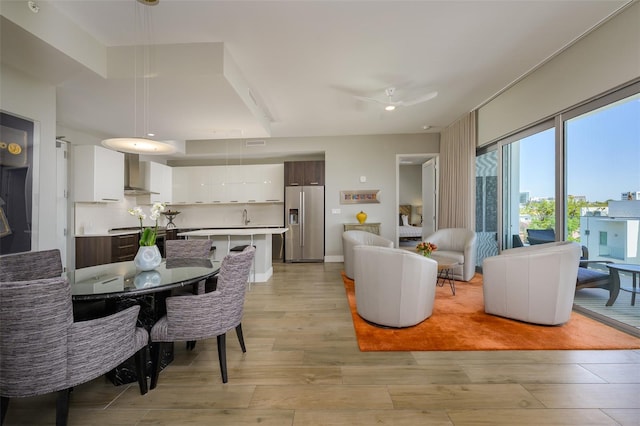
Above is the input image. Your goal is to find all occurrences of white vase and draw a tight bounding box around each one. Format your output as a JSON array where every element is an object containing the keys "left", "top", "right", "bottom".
[
  {"left": 134, "top": 270, "right": 162, "bottom": 288},
  {"left": 134, "top": 245, "right": 162, "bottom": 271}
]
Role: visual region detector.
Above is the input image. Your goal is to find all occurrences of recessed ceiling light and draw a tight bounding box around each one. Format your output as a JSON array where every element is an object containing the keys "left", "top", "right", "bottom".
[
  {"left": 385, "top": 105, "right": 396, "bottom": 111},
  {"left": 27, "top": 1, "right": 39, "bottom": 13}
]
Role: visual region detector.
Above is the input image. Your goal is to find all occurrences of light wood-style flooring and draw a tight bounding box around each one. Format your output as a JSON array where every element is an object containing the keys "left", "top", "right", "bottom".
[{"left": 4, "top": 262, "right": 640, "bottom": 425}]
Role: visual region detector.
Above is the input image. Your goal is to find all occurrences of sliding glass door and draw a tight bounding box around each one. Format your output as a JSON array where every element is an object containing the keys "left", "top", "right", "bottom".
[
  {"left": 501, "top": 124, "right": 556, "bottom": 249},
  {"left": 478, "top": 80, "right": 639, "bottom": 328},
  {"left": 565, "top": 89, "right": 640, "bottom": 264}
]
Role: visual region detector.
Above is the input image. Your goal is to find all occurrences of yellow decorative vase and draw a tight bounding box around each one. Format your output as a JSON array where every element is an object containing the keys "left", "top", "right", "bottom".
[{"left": 356, "top": 211, "right": 367, "bottom": 224}]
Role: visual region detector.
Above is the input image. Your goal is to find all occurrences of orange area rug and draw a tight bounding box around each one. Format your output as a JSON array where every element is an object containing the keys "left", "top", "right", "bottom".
[{"left": 342, "top": 272, "right": 640, "bottom": 351}]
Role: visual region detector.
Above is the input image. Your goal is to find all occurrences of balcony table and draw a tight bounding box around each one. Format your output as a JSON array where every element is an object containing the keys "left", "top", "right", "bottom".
[{"left": 606, "top": 263, "right": 640, "bottom": 306}]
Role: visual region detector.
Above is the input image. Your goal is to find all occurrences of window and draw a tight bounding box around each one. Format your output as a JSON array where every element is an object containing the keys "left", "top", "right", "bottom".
[
  {"left": 565, "top": 86, "right": 640, "bottom": 263},
  {"left": 501, "top": 124, "right": 556, "bottom": 249}
]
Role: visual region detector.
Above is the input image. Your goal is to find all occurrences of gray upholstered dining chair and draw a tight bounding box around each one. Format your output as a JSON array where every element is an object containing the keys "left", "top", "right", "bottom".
[
  {"left": 165, "top": 238, "right": 216, "bottom": 350},
  {"left": 0, "top": 248, "right": 63, "bottom": 281},
  {"left": 165, "top": 238, "right": 213, "bottom": 294},
  {"left": 0, "top": 276, "right": 149, "bottom": 426},
  {"left": 149, "top": 246, "right": 255, "bottom": 387},
  {"left": 165, "top": 238, "right": 212, "bottom": 259}
]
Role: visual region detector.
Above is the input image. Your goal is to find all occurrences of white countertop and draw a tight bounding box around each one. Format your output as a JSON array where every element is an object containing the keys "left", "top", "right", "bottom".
[
  {"left": 76, "top": 230, "right": 139, "bottom": 237},
  {"left": 76, "top": 226, "right": 287, "bottom": 238},
  {"left": 178, "top": 228, "right": 288, "bottom": 237}
]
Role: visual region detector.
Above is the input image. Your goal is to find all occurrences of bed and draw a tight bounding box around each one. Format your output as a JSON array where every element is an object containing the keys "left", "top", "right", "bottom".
[{"left": 399, "top": 205, "right": 422, "bottom": 241}]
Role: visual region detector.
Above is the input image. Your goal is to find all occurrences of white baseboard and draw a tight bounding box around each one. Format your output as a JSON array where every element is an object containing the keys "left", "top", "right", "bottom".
[
  {"left": 253, "top": 266, "right": 273, "bottom": 283},
  {"left": 324, "top": 255, "right": 344, "bottom": 263}
]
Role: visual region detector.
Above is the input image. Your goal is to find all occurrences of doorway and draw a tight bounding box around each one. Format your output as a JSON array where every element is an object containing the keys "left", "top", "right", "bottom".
[{"left": 397, "top": 154, "right": 438, "bottom": 247}]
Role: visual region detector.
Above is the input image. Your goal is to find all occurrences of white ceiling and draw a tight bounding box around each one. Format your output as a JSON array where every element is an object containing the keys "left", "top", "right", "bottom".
[{"left": 1, "top": 0, "right": 631, "bottom": 156}]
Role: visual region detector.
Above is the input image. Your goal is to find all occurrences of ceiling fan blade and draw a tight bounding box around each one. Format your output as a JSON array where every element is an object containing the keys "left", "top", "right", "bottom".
[
  {"left": 354, "top": 95, "right": 388, "bottom": 105},
  {"left": 397, "top": 91, "right": 438, "bottom": 107}
]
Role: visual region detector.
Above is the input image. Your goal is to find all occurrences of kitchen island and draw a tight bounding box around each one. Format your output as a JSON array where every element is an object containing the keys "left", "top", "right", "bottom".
[{"left": 178, "top": 228, "right": 287, "bottom": 282}]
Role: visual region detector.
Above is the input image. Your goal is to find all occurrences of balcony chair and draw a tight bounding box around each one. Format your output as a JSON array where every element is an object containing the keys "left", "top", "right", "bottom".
[
  {"left": 149, "top": 246, "right": 255, "bottom": 387},
  {"left": 576, "top": 245, "right": 616, "bottom": 306},
  {"left": 424, "top": 228, "right": 478, "bottom": 282},
  {"left": 482, "top": 241, "right": 582, "bottom": 325},
  {"left": 353, "top": 245, "right": 438, "bottom": 328},
  {"left": 0, "top": 277, "right": 148, "bottom": 426},
  {"left": 342, "top": 230, "right": 393, "bottom": 279},
  {"left": 526, "top": 228, "right": 555, "bottom": 245}
]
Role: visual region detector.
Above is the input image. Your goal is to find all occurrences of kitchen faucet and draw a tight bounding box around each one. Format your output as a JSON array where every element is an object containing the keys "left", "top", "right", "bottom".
[{"left": 242, "top": 208, "right": 250, "bottom": 226}]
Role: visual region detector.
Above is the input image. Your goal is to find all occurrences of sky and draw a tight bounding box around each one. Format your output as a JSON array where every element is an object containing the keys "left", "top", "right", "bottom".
[{"left": 519, "top": 94, "right": 640, "bottom": 203}]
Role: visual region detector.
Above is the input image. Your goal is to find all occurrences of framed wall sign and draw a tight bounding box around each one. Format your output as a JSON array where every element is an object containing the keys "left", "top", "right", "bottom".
[{"left": 340, "top": 190, "right": 380, "bottom": 204}]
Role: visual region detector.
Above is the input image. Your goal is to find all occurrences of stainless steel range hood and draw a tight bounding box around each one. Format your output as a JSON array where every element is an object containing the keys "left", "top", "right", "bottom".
[{"left": 124, "top": 153, "right": 158, "bottom": 195}]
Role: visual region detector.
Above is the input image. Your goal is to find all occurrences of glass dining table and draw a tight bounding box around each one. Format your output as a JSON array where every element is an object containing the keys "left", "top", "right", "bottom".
[
  {"left": 71, "top": 258, "right": 220, "bottom": 300},
  {"left": 70, "top": 258, "right": 221, "bottom": 385}
]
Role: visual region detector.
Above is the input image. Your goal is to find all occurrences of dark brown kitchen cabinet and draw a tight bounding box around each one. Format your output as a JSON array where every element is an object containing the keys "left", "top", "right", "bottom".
[
  {"left": 284, "top": 161, "right": 324, "bottom": 186},
  {"left": 76, "top": 236, "right": 111, "bottom": 268},
  {"left": 165, "top": 228, "right": 178, "bottom": 241},
  {"left": 284, "top": 161, "right": 305, "bottom": 186},
  {"left": 304, "top": 161, "right": 324, "bottom": 185},
  {"left": 111, "top": 234, "right": 139, "bottom": 263},
  {"left": 75, "top": 233, "right": 139, "bottom": 268}
]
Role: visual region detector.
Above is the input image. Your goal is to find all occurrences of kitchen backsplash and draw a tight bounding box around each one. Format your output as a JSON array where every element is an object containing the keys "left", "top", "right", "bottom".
[{"left": 75, "top": 196, "right": 285, "bottom": 235}]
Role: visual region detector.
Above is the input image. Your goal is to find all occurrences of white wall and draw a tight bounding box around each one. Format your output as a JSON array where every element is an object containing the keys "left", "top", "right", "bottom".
[
  {"left": 0, "top": 65, "right": 57, "bottom": 252},
  {"left": 478, "top": 2, "right": 640, "bottom": 145}
]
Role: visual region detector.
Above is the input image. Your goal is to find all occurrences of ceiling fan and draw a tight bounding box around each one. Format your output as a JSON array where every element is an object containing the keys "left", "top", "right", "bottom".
[{"left": 356, "top": 87, "right": 438, "bottom": 111}]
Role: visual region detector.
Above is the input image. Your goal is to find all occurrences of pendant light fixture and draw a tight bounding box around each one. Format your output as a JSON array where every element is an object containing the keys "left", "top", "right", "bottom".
[
  {"left": 137, "top": 0, "right": 159, "bottom": 6},
  {"left": 102, "top": 0, "right": 175, "bottom": 155}
]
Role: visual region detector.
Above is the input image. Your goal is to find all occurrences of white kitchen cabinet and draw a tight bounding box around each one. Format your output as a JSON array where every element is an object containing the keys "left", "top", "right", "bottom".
[
  {"left": 222, "top": 165, "right": 248, "bottom": 203},
  {"left": 250, "top": 164, "right": 284, "bottom": 202},
  {"left": 220, "top": 164, "right": 284, "bottom": 203},
  {"left": 74, "top": 145, "right": 124, "bottom": 202},
  {"left": 172, "top": 166, "right": 211, "bottom": 203},
  {"left": 189, "top": 167, "right": 212, "bottom": 203},
  {"left": 171, "top": 164, "right": 283, "bottom": 204},
  {"left": 141, "top": 161, "right": 173, "bottom": 203},
  {"left": 209, "top": 166, "right": 230, "bottom": 203},
  {"left": 171, "top": 167, "right": 188, "bottom": 203}
]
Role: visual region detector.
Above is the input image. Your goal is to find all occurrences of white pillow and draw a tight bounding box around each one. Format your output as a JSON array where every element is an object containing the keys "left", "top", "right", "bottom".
[{"left": 401, "top": 215, "right": 409, "bottom": 226}]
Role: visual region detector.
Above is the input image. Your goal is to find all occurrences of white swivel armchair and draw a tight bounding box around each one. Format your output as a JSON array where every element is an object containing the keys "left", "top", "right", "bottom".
[
  {"left": 342, "top": 230, "right": 393, "bottom": 279},
  {"left": 425, "top": 228, "right": 477, "bottom": 281},
  {"left": 354, "top": 245, "right": 437, "bottom": 328},
  {"left": 482, "top": 241, "right": 582, "bottom": 325}
]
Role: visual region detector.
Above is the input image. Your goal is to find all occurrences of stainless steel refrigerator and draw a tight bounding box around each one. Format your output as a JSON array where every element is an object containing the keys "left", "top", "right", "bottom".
[{"left": 285, "top": 186, "right": 324, "bottom": 262}]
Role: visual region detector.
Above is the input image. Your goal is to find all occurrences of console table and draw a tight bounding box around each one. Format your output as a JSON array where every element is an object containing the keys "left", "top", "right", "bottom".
[{"left": 344, "top": 222, "right": 381, "bottom": 235}]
